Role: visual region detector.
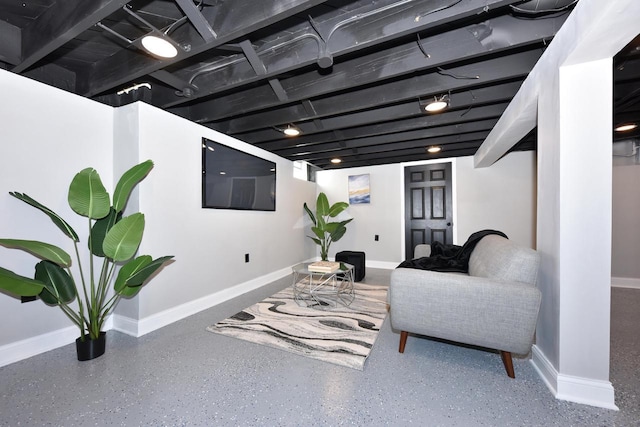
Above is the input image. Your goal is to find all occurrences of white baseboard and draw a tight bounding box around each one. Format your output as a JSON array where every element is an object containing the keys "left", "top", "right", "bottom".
[
  {"left": 112, "top": 265, "right": 293, "bottom": 338},
  {"left": 531, "top": 345, "right": 618, "bottom": 410},
  {"left": 0, "top": 326, "right": 78, "bottom": 368},
  {"left": 111, "top": 314, "right": 140, "bottom": 337},
  {"left": 530, "top": 345, "right": 558, "bottom": 395},
  {"left": 556, "top": 374, "right": 618, "bottom": 410},
  {"left": 611, "top": 276, "right": 640, "bottom": 289},
  {"left": 366, "top": 260, "right": 397, "bottom": 270},
  {"left": 113, "top": 258, "right": 396, "bottom": 338},
  {"left": 0, "top": 259, "right": 398, "bottom": 366},
  {"left": 1, "top": 266, "right": 292, "bottom": 365}
]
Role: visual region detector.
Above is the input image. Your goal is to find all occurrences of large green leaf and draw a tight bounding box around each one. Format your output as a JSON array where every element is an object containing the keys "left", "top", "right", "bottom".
[
  {"left": 125, "top": 255, "right": 173, "bottom": 287},
  {"left": 331, "top": 219, "right": 353, "bottom": 242},
  {"left": 9, "top": 192, "right": 79, "bottom": 242},
  {"left": 68, "top": 168, "right": 111, "bottom": 220},
  {"left": 35, "top": 261, "right": 76, "bottom": 305},
  {"left": 115, "top": 255, "right": 173, "bottom": 298},
  {"left": 316, "top": 214, "right": 326, "bottom": 230},
  {"left": 116, "top": 280, "right": 143, "bottom": 298},
  {"left": 311, "top": 226, "right": 325, "bottom": 241},
  {"left": 113, "top": 160, "right": 153, "bottom": 213},
  {"left": 324, "top": 222, "right": 341, "bottom": 233},
  {"left": 316, "top": 193, "right": 330, "bottom": 217},
  {"left": 103, "top": 213, "right": 145, "bottom": 261},
  {"left": 325, "top": 219, "right": 352, "bottom": 232},
  {"left": 308, "top": 237, "right": 322, "bottom": 246},
  {"left": 328, "top": 201, "right": 349, "bottom": 217},
  {"left": 330, "top": 225, "right": 348, "bottom": 242},
  {"left": 338, "top": 219, "right": 353, "bottom": 228},
  {"left": 303, "top": 202, "right": 316, "bottom": 226},
  {"left": 0, "top": 239, "right": 71, "bottom": 267},
  {"left": 0, "top": 267, "right": 45, "bottom": 297},
  {"left": 89, "top": 209, "right": 121, "bottom": 257},
  {"left": 114, "top": 255, "right": 152, "bottom": 294}
]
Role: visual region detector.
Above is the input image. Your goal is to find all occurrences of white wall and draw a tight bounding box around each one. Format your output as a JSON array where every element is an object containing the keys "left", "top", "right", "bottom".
[
  {"left": 316, "top": 164, "right": 404, "bottom": 267},
  {"left": 0, "top": 72, "right": 317, "bottom": 364},
  {"left": 611, "top": 163, "right": 640, "bottom": 281},
  {"left": 456, "top": 151, "right": 537, "bottom": 248},
  {"left": 315, "top": 151, "right": 537, "bottom": 267},
  {"left": 130, "top": 103, "right": 317, "bottom": 321},
  {"left": 0, "top": 70, "right": 114, "bottom": 353}
]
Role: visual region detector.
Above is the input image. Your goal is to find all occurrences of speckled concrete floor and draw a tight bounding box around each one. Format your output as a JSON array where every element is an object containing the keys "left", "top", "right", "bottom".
[{"left": 1, "top": 269, "right": 638, "bottom": 426}]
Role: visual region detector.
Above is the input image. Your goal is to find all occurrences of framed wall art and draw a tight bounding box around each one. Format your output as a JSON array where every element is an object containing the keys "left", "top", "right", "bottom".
[{"left": 348, "top": 174, "right": 370, "bottom": 204}]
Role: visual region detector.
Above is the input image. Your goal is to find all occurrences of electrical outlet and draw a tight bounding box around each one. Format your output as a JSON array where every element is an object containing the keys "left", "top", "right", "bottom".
[
  {"left": 375, "top": 235, "right": 379, "bottom": 241},
  {"left": 245, "top": 253, "right": 250, "bottom": 263}
]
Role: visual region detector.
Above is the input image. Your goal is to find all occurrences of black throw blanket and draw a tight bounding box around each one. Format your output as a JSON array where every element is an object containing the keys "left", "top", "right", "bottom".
[{"left": 397, "top": 229, "right": 508, "bottom": 273}]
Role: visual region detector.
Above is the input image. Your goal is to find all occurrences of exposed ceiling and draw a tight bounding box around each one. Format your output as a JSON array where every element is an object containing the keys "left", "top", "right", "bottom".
[{"left": 1, "top": 0, "right": 639, "bottom": 170}]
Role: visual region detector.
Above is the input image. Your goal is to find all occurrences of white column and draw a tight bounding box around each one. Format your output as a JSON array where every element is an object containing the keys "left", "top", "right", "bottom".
[{"left": 534, "top": 58, "right": 616, "bottom": 409}]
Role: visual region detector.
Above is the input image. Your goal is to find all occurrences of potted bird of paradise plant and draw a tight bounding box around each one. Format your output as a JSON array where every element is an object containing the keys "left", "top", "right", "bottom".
[
  {"left": 303, "top": 192, "right": 352, "bottom": 261},
  {"left": 0, "top": 160, "right": 173, "bottom": 360}
]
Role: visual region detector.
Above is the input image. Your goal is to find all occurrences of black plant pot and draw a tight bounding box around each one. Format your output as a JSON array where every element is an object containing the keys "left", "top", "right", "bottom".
[{"left": 76, "top": 332, "right": 106, "bottom": 361}]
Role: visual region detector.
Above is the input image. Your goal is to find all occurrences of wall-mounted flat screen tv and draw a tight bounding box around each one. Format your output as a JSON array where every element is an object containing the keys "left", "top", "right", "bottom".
[{"left": 202, "top": 138, "right": 276, "bottom": 211}]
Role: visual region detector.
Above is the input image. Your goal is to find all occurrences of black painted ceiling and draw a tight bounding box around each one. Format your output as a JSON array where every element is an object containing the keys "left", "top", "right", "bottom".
[{"left": 1, "top": 0, "right": 638, "bottom": 169}]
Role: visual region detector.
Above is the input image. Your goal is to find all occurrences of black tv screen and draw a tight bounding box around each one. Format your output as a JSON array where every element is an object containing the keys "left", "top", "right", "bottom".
[{"left": 202, "top": 138, "right": 276, "bottom": 211}]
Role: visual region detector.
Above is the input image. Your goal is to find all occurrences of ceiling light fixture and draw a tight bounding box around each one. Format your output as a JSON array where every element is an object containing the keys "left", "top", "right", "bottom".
[
  {"left": 615, "top": 123, "right": 638, "bottom": 132},
  {"left": 283, "top": 124, "right": 301, "bottom": 137},
  {"left": 427, "top": 146, "right": 442, "bottom": 153},
  {"left": 330, "top": 158, "right": 342, "bottom": 164},
  {"left": 97, "top": 6, "right": 183, "bottom": 60},
  {"left": 424, "top": 95, "right": 449, "bottom": 113},
  {"left": 141, "top": 34, "right": 178, "bottom": 58}
]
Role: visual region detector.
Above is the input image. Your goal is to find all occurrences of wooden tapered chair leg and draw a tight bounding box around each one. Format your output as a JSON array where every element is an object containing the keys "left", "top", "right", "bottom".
[
  {"left": 399, "top": 331, "right": 409, "bottom": 353},
  {"left": 500, "top": 351, "right": 515, "bottom": 378}
]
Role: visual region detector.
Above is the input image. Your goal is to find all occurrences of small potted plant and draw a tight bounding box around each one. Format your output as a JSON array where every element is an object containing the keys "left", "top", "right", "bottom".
[
  {"left": 0, "top": 160, "right": 173, "bottom": 360},
  {"left": 303, "top": 192, "right": 352, "bottom": 261}
]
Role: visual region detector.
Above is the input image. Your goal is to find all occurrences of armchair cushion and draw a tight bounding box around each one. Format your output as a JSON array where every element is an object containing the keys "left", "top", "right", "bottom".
[{"left": 389, "top": 268, "right": 541, "bottom": 354}]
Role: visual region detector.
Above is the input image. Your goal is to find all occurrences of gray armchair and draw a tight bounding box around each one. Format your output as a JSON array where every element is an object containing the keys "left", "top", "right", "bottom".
[{"left": 389, "top": 234, "right": 541, "bottom": 378}]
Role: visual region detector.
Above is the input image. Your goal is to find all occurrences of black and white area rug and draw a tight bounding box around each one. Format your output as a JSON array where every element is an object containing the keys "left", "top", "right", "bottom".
[{"left": 206, "top": 282, "right": 388, "bottom": 370}]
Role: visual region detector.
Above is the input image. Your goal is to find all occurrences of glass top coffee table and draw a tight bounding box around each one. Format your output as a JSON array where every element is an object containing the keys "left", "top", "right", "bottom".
[{"left": 292, "top": 262, "right": 355, "bottom": 308}]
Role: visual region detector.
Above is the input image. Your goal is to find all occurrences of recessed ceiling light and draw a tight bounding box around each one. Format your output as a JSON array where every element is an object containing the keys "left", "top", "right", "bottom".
[
  {"left": 330, "top": 158, "right": 342, "bottom": 164},
  {"left": 615, "top": 123, "right": 638, "bottom": 132},
  {"left": 424, "top": 95, "right": 449, "bottom": 113},
  {"left": 283, "top": 125, "right": 301, "bottom": 137},
  {"left": 141, "top": 35, "right": 178, "bottom": 58},
  {"left": 425, "top": 101, "right": 447, "bottom": 112},
  {"left": 427, "top": 146, "right": 442, "bottom": 153}
]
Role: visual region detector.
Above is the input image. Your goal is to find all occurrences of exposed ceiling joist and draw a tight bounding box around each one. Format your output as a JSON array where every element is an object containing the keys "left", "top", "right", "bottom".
[
  {"left": 2, "top": 0, "right": 630, "bottom": 170},
  {"left": 174, "top": 0, "right": 216, "bottom": 41},
  {"left": 13, "top": 0, "right": 132, "bottom": 74},
  {"left": 191, "top": 48, "right": 544, "bottom": 125},
  {"left": 81, "top": 0, "right": 329, "bottom": 96}
]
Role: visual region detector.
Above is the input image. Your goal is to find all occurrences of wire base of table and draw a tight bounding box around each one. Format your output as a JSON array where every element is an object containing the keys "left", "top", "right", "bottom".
[{"left": 292, "top": 263, "right": 355, "bottom": 309}]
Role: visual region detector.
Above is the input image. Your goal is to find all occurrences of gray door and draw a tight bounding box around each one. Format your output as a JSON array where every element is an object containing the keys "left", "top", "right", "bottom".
[{"left": 404, "top": 162, "right": 453, "bottom": 259}]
